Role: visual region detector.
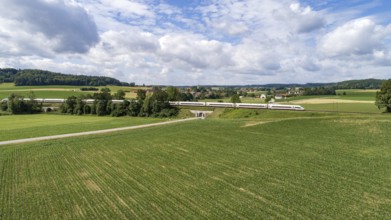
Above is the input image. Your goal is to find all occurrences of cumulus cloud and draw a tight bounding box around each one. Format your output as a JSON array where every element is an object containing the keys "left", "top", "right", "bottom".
[
  {"left": 158, "top": 33, "right": 234, "bottom": 69},
  {"left": 1, "top": 0, "right": 391, "bottom": 85},
  {"left": 0, "top": 0, "right": 99, "bottom": 54},
  {"left": 319, "top": 18, "right": 387, "bottom": 57},
  {"left": 289, "top": 3, "right": 325, "bottom": 33}
]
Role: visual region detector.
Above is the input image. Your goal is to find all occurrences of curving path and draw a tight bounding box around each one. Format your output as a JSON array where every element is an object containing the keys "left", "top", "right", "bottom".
[{"left": 0, "top": 117, "right": 200, "bottom": 146}]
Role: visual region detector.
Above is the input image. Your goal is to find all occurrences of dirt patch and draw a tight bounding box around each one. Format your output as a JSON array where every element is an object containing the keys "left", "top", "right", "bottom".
[
  {"left": 291, "top": 98, "right": 374, "bottom": 104},
  {"left": 242, "top": 121, "right": 273, "bottom": 127},
  {"left": 78, "top": 171, "right": 89, "bottom": 178},
  {"left": 85, "top": 180, "right": 101, "bottom": 192},
  {"left": 354, "top": 90, "right": 379, "bottom": 93},
  {"left": 74, "top": 204, "right": 84, "bottom": 217}
]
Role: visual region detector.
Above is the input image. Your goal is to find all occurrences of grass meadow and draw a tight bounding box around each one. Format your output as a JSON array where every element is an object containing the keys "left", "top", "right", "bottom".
[
  {"left": 1, "top": 110, "right": 390, "bottom": 219},
  {"left": 0, "top": 114, "right": 165, "bottom": 141}
]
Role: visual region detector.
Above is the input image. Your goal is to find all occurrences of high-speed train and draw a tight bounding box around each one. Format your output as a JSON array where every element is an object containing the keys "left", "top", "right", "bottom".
[
  {"left": 1, "top": 98, "right": 304, "bottom": 111},
  {"left": 169, "top": 101, "right": 305, "bottom": 111},
  {"left": 0, "top": 98, "right": 124, "bottom": 104}
]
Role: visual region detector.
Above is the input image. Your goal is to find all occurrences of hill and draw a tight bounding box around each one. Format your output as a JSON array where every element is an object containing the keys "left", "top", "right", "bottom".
[
  {"left": 250, "top": 79, "right": 385, "bottom": 89},
  {"left": 0, "top": 68, "right": 129, "bottom": 86},
  {"left": 335, "top": 79, "right": 385, "bottom": 89}
]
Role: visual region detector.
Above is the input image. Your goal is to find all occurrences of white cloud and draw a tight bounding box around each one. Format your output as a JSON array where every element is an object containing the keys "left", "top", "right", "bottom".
[
  {"left": 319, "top": 18, "right": 387, "bottom": 57},
  {"left": 1, "top": 0, "right": 391, "bottom": 85},
  {"left": 104, "top": 0, "right": 154, "bottom": 18},
  {"left": 0, "top": 0, "right": 99, "bottom": 54}
]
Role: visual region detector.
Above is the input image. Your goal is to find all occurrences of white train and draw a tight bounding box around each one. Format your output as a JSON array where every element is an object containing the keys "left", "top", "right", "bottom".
[
  {"left": 169, "top": 101, "right": 304, "bottom": 111},
  {"left": 1, "top": 98, "right": 304, "bottom": 111},
  {"left": 0, "top": 98, "right": 125, "bottom": 104}
]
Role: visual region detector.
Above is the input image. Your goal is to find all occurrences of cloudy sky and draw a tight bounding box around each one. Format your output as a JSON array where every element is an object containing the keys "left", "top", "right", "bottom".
[{"left": 0, "top": 0, "right": 390, "bottom": 85}]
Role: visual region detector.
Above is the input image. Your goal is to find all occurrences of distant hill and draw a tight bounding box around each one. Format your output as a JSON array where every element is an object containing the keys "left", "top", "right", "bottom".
[
  {"left": 0, "top": 68, "right": 129, "bottom": 86},
  {"left": 334, "top": 79, "right": 385, "bottom": 89},
  {"left": 246, "top": 79, "right": 385, "bottom": 89}
]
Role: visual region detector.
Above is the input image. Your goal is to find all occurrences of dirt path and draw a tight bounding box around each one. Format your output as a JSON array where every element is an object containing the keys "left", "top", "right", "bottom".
[{"left": 0, "top": 118, "right": 200, "bottom": 146}]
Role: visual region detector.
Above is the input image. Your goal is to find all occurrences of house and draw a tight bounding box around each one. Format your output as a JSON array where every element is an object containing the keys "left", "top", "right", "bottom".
[
  {"left": 260, "top": 94, "right": 266, "bottom": 99},
  {"left": 275, "top": 94, "right": 283, "bottom": 99}
]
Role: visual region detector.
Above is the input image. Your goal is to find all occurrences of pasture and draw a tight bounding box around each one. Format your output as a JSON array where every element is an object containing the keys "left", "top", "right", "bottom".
[{"left": 1, "top": 110, "right": 390, "bottom": 219}]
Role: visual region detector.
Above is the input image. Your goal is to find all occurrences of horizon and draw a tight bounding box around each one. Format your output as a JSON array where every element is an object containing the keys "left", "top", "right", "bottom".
[{"left": 0, "top": 0, "right": 391, "bottom": 85}]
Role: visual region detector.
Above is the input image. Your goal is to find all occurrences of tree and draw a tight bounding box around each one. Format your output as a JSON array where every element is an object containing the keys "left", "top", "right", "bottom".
[
  {"left": 6, "top": 92, "right": 41, "bottom": 114},
  {"left": 375, "top": 79, "right": 391, "bottom": 113},
  {"left": 136, "top": 89, "right": 147, "bottom": 101},
  {"left": 230, "top": 94, "right": 241, "bottom": 103},
  {"left": 26, "top": 91, "right": 41, "bottom": 113},
  {"left": 166, "top": 86, "right": 180, "bottom": 101},
  {"left": 1, "top": 100, "right": 7, "bottom": 111},
  {"left": 113, "top": 90, "right": 126, "bottom": 100},
  {"left": 73, "top": 95, "right": 86, "bottom": 115},
  {"left": 61, "top": 96, "right": 77, "bottom": 114},
  {"left": 128, "top": 100, "right": 142, "bottom": 116}
]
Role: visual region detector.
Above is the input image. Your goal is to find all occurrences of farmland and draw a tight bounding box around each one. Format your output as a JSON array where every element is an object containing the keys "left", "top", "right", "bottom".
[
  {"left": 1, "top": 110, "right": 390, "bottom": 219},
  {"left": 0, "top": 83, "right": 149, "bottom": 99},
  {"left": 0, "top": 114, "right": 165, "bottom": 141}
]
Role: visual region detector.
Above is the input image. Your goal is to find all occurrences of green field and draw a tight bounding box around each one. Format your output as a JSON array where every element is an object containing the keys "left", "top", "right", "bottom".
[
  {"left": 0, "top": 114, "right": 165, "bottom": 141},
  {"left": 279, "top": 90, "right": 377, "bottom": 103},
  {"left": 1, "top": 110, "right": 390, "bottom": 219},
  {"left": 0, "top": 83, "right": 148, "bottom": 99},
  {"left": 301, "top": 103, "right": 382, "bottom": 113}
]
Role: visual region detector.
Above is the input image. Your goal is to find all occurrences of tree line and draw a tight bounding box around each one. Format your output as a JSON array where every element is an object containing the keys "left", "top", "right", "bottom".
[
  {"left": 375, "top": 79, "right": 391, "bottom": 113},
  {"left": 302, "top": 87, "right": 336, "bottom": 96},
  {"left": 1, "top": 92, "right": 42, "bottom": 114},
  {"left": 60, "top": 88, "right": 179, "bottom": 117},
  {"left": 0, "top": 68, "right": 134, "bottom": 86}
]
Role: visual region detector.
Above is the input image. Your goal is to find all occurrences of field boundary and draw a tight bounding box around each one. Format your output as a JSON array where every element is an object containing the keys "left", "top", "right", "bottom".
[{"left": 0, "top": 117, "right": 199, "bottom": 146}]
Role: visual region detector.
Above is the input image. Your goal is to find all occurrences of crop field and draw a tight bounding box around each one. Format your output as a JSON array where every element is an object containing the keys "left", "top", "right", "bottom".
[
  {"left": 0, "top": 114, "right": 165, "bottom": 141},
  {"left": 1, "top": 110, "right": 390, "bottom": 219}
]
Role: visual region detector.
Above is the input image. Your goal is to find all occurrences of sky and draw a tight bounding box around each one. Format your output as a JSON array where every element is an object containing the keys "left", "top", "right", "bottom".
[{"left": 0, "top": 0, "right": 391, "bottom": 85}]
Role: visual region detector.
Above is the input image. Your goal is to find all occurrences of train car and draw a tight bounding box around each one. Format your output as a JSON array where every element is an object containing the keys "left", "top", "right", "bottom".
[
  {"left": 178, "top": 102, "right": 206, "bottom": 106},
  {"left": 41, "top": 99, "right": 65, "bottom": 103},
  {"left": 112, "top": 99, "right": 125, "bottom": 104},
  {"left": 169, "top": 101, "right": 179, "bottom": 106},
  {"left": 206, "top": 102, "right": 235, "bottom": 108},
  {"left": 235, "top": 103, "right": 268, "bottom": 109},
  {"left": 268, "top": 104, "right": 304, "bottom": 111},
  {"left": 83, "top": 99, "right": 95, "bottom": 104}
]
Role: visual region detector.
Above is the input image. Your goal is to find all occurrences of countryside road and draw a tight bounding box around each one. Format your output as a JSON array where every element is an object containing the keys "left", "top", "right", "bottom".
[{"left": 0, "top": 117, "right": 200, "bottom": 146}]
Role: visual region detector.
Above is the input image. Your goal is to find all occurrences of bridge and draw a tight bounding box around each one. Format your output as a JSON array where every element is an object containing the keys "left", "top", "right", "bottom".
[{"left": 190, "top": 110, "right": 214, "bottom": 118}]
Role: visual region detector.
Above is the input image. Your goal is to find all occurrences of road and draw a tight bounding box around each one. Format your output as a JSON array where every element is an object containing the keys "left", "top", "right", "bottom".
[{"left": 0, "top": 117, "right": 200, "bottom": 146}]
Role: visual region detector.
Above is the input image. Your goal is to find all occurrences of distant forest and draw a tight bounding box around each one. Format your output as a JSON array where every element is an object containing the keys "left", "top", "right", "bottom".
[
  {"left": 0, "top": 68, "right": 131, "bottom": 86},
  {"left": 255, "top": 79, "right": 385, "bottom": 90}
]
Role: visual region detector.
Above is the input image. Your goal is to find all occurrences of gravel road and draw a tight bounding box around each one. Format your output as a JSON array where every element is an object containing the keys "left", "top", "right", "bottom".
[{"left": 0, "top": 117, "right": 200, "bottom": 146}]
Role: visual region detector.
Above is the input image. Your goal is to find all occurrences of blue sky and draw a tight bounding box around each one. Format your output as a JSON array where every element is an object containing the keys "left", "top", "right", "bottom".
[{"left": 0, "top": 0, "right": 390, "bottom": 85}]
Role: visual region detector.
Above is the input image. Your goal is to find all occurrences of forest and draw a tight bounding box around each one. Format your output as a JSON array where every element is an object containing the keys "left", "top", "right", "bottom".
[{"left": 0, "top": 68, "right": 129, "bottom": 86}]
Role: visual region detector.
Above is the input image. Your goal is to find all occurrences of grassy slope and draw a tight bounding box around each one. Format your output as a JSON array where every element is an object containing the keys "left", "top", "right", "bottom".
[
  {"left": 1, "top": 110, "right": 390, "bottom": 219},
  {"left": 0, "top": 114, "right": 165, "bottom": 141}
]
